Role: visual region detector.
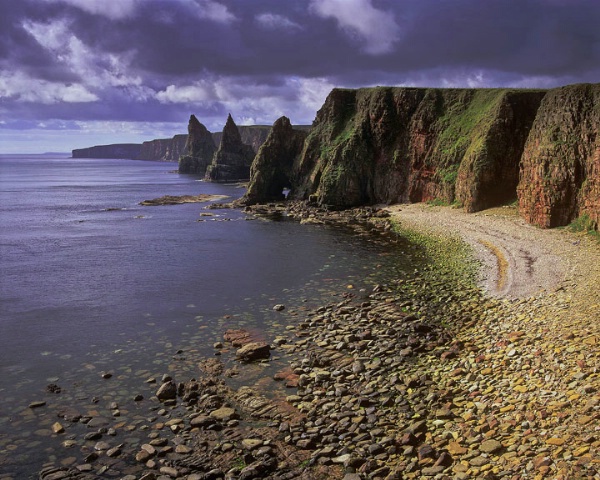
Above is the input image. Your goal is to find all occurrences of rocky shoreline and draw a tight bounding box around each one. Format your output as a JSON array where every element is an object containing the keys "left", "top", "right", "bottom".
[{"left": 35, "top": 202, "right": 599, "bottom": 480}]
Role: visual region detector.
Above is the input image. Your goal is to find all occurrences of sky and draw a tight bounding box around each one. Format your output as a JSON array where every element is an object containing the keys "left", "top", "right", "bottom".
[{"left": 1, "top": 0, "right": 600, "bottom": 153}]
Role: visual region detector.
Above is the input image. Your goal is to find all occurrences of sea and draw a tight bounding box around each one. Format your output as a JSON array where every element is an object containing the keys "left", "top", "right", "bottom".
[{"left": 0, "top": 154, "right": 417, "bottom": 478}]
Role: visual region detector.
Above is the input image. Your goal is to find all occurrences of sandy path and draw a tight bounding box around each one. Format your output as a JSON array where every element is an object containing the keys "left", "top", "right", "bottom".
[{"left": 385, "top": 203, "right": 597, "bottom": 299}]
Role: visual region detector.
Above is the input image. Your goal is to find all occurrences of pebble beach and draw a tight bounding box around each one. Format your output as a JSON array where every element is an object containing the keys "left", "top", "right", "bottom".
[{"left": 27, "top": 202, "right": 600, "bottom": 480}]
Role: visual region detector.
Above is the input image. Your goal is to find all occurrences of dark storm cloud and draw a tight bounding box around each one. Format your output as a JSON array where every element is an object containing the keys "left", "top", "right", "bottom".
[{"left": 1, "top": 0, "right": 599, "bottom": 152}]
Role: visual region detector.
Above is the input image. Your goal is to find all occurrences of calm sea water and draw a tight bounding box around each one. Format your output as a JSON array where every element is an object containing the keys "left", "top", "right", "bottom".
[{"left": 0, "top": 155, "right": 414, "bottom": 478}]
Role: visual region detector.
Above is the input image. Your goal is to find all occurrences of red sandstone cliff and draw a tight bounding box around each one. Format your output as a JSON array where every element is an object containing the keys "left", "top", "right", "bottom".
[
  {"left": 244, "top": 84, "right": 599, "bottom": 230},
  {"left": 518, "top": 84, "right": 600, "bottom": 229}
]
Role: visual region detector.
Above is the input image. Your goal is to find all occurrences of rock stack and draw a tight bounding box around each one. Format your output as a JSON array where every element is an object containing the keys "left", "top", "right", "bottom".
[
  {"left": 205, "top": 114, "right": 256, "bottom": 182},
  {"left": 177, "top": 114, "right": 217, "bottom": 174}
]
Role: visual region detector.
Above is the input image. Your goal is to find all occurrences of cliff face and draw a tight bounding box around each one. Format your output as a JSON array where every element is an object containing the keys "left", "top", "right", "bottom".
[
  {"left": 205, "top": 114, "right": 256, "bottom": 182},
  {"left": 139, "top": 134, "right": 187, "bottom": 161},
  {"left": 178, "top": 115, "right": 216, "bottom": 174},
  {"left": 244, "top": 116, "right": 309, "bottom": 203},
  {"left": 244, "top": 83, "right": 599, "bottom": 230},
  {"left": 72, "top": 143, "right": 142, "bottom": 159},
  {"left": 272, "top": 87, "right": 544, "bottom": 210},
  {"left": 518, "top": 84, "right": 600, "bottom": 228}
]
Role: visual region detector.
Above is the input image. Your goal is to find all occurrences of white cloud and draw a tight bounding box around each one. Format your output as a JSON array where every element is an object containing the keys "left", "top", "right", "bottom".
[
  {"left": 192, "top": 0, "right": 237, "bottom": 24},
  {"left": 310, "top": 0, "right": 400, "bottom": 55},
  {"left": 255, "top": 13, "right": 302, "bottom": 31},
  {"left": 295, "top": 77, "right": 336, "bottom": 113},
  {"left": 22, "top": 19, "right": 152, "bottom": 100},
  {"left": 39, "top": 0, "right": 139, "bottom": 20},
  {"left": 155, "top": 75, "right": 334, "bottom": 128},
  {"left": 0, "top": 72, "right": 98, "bottom": 104},
  {"left": 156, "top": 82, "right": 216, "bottom": 104}
]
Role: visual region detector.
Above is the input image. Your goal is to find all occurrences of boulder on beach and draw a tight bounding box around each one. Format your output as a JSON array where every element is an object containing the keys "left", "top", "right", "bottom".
[
  {"left": 156, "top": 380, "right": 177, "bottom": 401},
  {"left": 236, "top": 342, "right": 271, "bottom": 362}
]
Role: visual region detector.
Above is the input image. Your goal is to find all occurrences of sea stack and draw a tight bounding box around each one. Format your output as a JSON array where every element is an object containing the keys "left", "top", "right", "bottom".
[
  {"left": 205, "top": 114, "right": 256, "bottom": 182},
  {"left": 178, "top": 115, "right": 216, "bottom": 174},
  {"left": 243, "top": 116, "right": 309, "bottom": 204}
]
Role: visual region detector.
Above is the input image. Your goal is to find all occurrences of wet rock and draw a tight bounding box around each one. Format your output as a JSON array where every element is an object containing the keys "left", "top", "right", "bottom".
[
  {"left": 156, "top": 380, "right": 177, "bottom": 401},
  {"left": 236, "top": 342, "right": 271, "bottom": 362},
  {"left": 209, "top": 407, "right": 238, "bottom": 421}
]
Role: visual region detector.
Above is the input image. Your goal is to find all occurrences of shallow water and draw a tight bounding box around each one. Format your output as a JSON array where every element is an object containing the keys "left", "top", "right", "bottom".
[{"left": 0, "top": 155, "right": 416, "bottom": 478}]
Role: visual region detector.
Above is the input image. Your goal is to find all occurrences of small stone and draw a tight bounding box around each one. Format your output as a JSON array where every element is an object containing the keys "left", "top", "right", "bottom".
[
  {"left": 136, "top": 450, "right": 151, "bottom": 462},
  {"left": 107, "top": 445, "right": 121, "bottom": 457},
  {"left": 29, "top": 401, "right": 46, "bottom": 408},
  {"left": 479, "top": 439, "right": 503, "bottom": 454},
  {"left": 209, "top": 407, "right": 237, "bottom": 421},
  {"left": 546, "top": 437, "right": 566, "bottom": 446},
  {"left": 190, "top": 415, "right": 216, "bottom": 428},
  {"left": 241, "top": 438, "right": 263, "bottom": 450},
  {"left": 296, "top": 438, "right": 314, "bottom": 449},
  {"left": 236, "top": 342, "right": 270, "bottom": 362},
  {"left": 332, "top": 454, "right": 351, "bottom": 464},
  {"left": 469, "top": 456, "right": 490, "bottom": 467},
  {"left": 159, "top": 466, "right": 180, "bottom": 478},
  {"left": 422, "top": 466, "right": 446, "bottom": 476},
  {"left": 273, "top": 304, "right": 285, "bottom": 311},
  {"left": 52, "top": 422, "right": 65, "bottom": 434},
  {"left": 94, "top": 441, "right": 110, "bottom": 451},
  {"left": 175, "top": 445, "right": 192, "bottom": 454},
  {"left": 446, "top": 441, "right": 467, "bottom": 456},
  {"left": 156, "top": 380, "right": 177, "bottom": 401}
]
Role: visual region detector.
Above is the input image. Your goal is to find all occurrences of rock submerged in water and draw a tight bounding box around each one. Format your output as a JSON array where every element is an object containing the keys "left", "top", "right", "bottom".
[
  {"left": 139, "top": 194, "right": 227, "bottom": 206},
  {"left": 235, "top": 342, "right": 270, "bottom": 362}
]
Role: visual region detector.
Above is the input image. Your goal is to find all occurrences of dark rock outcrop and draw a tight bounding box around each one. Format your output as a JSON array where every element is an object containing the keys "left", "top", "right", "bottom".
[
  {"left": 178, "top": 115, "right": 216, "bottom": 174},
  {"left": 243, "top": 116, "right": 309, "bottom": 204},
  {"left": 212, "top": 126, "right": 272, "bottom": 154},
  {"left": 72, "top": 143, "right": 142, "bottom": 159},
  {"left": 139, "top": 134, "right": 187, "bottom": 161},
  {"left": 244, "top": 87, "right": 545, "bottom": 212},
  {"left": 205, "top": 114, "right": 256, "bottom": 182},
  {"left": 244, "top": 84, "right": 599, "bottom": 230},
  {"left": 518, "top": 83, "right": 600, "bottom": 228}
]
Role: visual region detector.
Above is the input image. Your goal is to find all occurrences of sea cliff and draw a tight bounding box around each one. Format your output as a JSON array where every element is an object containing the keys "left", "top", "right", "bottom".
[
  {"left": 72, "top": 143, "right": 143, "bottom": 159},
  {"left": 518, "top": 83, "right": 600, "bottom": 228},
  {"left": 244, "top": 83, "right": 600, "bottom": 230},
  {"left": 138, "top": 134, "right": 188, "bottom": 161}
]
